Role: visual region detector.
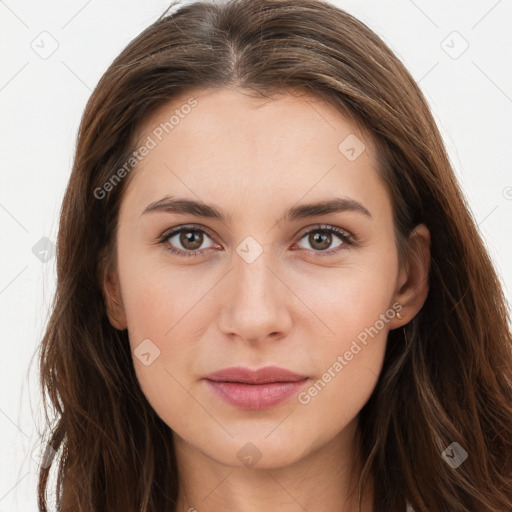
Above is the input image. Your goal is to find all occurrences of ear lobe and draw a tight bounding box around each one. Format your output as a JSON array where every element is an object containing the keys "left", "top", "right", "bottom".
[
  {"left": 392, "top": 223, "right": 431, "bottom": 327},
  {"left": 102, "top": 267, "right": 128, "bottom": 331}
]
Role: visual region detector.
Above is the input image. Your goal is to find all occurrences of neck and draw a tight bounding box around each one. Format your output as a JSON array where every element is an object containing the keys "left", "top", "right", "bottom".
[{"left": 172, "top": 418, "right": 374, "bottom": 512}]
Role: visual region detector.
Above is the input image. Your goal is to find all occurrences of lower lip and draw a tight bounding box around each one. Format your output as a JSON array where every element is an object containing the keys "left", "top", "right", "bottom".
[{"left": 204, "top": 379, "right": 309, "bottom": 410}]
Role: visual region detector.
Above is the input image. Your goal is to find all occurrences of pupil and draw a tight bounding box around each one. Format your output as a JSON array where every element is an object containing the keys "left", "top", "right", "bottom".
[
  {"left": 312, "top": 232, "right": 330, "bottom": 250},
  {"left": 181, "top": 231, "right": 202, "bottom": 250}
]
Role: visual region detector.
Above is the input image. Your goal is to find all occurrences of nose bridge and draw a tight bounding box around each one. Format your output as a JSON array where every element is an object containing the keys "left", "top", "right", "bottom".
[
  {"left": 232, "top": 239, "right": 278, "bottom": 307},
  {"left": 218, "top": 238, "right": 290, "bottom": 341}
]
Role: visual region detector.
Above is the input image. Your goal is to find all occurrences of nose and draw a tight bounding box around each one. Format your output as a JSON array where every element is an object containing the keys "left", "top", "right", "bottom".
[{"left": 216, "top": 244, "right": 293, "bottom": 345}]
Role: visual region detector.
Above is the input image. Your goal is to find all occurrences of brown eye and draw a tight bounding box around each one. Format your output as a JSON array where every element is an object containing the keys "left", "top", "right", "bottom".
[
  {"left": 308, "top": 231, "right": 334, "bottom": 251},
  {"left": 179, "top": 230, "right": 204, "bottom": 250},
  {"left": 159, "top": 226, "right": 218, "bottom": 257},
  {"left": 296, "top": 226, "right": 353, "bottom": 254}
]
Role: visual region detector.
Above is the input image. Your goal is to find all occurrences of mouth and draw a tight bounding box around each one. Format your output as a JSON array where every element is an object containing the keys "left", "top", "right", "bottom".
[{"left": 203, "top": 366, "right": 310, "bottom": 409}]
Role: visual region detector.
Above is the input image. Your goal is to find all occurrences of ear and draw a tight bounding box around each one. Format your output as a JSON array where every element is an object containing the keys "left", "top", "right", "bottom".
[
  {"left": 99, "top": 253, "right": 128, "bottom": 331},
  {"left": 390, "top": 223, "right": 431, "bottom": 329}
]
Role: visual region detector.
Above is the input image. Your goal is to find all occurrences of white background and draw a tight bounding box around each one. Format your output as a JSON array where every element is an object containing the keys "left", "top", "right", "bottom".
[{"left": 1, "top": 0, "right": 511, "bottom": 510}]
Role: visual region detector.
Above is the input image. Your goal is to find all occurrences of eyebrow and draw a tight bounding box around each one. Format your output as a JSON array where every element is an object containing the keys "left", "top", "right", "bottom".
[{"left": 140, "top": 195, "right": 372, "bottom": 222}]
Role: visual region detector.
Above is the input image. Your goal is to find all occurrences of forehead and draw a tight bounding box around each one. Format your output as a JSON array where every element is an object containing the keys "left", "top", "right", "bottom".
[{"left": 120, "top": 87, "right": 390, "bottom": 222}]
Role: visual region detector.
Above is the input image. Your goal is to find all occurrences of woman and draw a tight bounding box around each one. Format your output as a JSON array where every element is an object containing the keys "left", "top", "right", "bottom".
[{"left": 37, "top": 0, "right": 512, "bottom": 510}]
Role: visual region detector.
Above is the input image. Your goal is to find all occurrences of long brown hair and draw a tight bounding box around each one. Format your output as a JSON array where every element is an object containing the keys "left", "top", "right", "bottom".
[{"left": 37, "top": 0, "right": 512, "bottom": 510}]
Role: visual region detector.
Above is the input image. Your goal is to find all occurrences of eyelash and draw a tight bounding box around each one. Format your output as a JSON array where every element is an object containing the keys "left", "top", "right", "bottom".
[{"left": 156, "top": 224, "right": 358, "bottom": 258}]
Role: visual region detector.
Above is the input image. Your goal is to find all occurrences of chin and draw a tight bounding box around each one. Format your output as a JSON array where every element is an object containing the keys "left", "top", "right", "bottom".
[{"left": 202, "top": 433, "right": 312, "bottom": 470}]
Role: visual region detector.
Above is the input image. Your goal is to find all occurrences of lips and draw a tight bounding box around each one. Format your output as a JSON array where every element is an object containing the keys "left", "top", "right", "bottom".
[
  {"left": 205, "top": 365, "right": 307, "bottom": 384},
  {"left": 203, "top": 366, "right": 309, "bottom": 409}
]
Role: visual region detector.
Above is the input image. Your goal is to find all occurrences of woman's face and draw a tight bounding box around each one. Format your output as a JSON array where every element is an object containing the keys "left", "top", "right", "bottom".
[{"left": 104, "top": 87, "right": 427, "bottom": 469}]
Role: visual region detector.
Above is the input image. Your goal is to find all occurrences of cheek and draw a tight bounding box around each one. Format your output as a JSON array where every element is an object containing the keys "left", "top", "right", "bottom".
[
  {"left": 121, "top": 268, "right": 207, "bottom": 432},
  {"left": 295, "top": 246, "right": 398, "bottom": 342},
  {"left": 121, "top": 270, "right": 203, "bottom": 371},
  {"left": 295, "top": 286, "right": 393, "bottom": 437},
  {"left": 118, "top": 243, "right": 199, "bottom": 340},
  {"left": 117, "top": 252, "right": 213, "bottom": 410},
  {"left": 293, "top": 251, "right": 397, "bottom": 410}
]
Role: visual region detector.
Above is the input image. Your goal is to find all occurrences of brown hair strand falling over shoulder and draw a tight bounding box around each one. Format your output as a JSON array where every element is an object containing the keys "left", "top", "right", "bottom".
[{"left": 37, "top": 0, "right": 512, "bottom": 511}]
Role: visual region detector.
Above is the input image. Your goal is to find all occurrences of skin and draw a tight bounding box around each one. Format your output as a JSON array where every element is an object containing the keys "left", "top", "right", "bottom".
[{"left": 103, "top": 87, "right": 430, "bottom": 512}]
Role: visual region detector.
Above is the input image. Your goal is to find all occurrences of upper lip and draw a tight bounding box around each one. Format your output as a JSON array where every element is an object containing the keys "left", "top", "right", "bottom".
[{"left": 204, "top": 366, "right": 308, "bottom": 384}]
